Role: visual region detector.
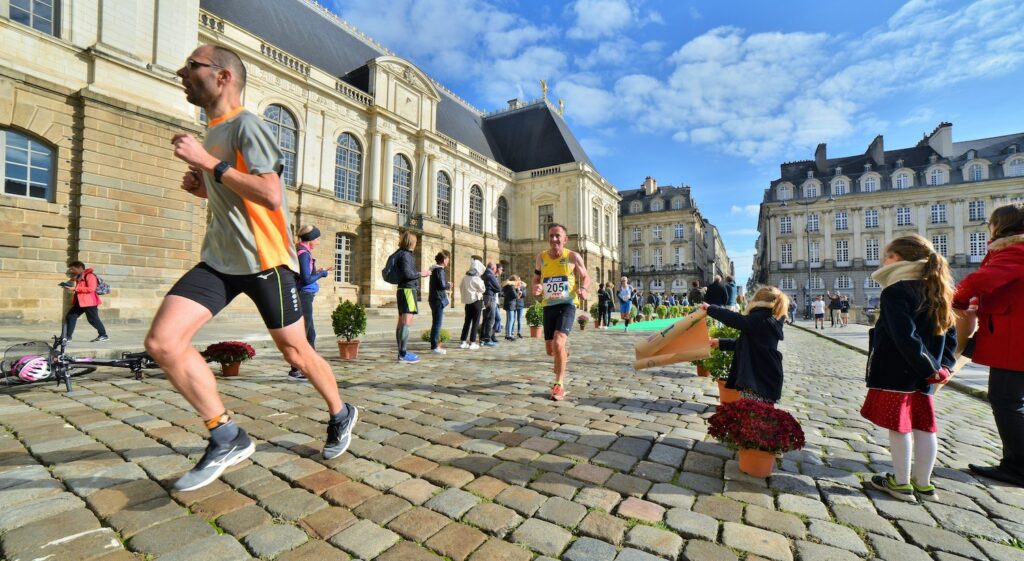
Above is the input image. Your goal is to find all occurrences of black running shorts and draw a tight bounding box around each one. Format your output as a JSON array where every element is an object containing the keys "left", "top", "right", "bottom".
[
  {"left": 168, "top": 263, "right": 301, "bottom": 329},
  {"left": 543, "top": 303, "right": 576, "bottom": 341}
]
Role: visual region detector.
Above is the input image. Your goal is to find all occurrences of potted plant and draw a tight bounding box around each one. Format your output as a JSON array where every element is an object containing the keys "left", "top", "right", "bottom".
[
  {"left": 610, "top": 318, "right": 620, "bottom": 326},
  {"left": 708, "top": 324, "right": 741, "bottom": 403},
  {"left": 589, "top": 303, "right": 600, "bottom": 328},
  {"left": 708, "top": 399, "right": 805, "bottom": 478},
  {"left": 332, "top": 299, "right": 367, "bottom": 359},
  {"left": 526, "top": 302, "right": 544, "bottom": 338},
  {"left": 420, "top": 328, "right": 451, "bottom": 346},
  {"left": 627, "top": 304, "right": 638, "bottom": 327},
  {"left": 656, "top": 304, "right": 668, "bottom": 319},
  {"left": 202, "top": 341, "right": 255, "bottom": 377},
  {"left": 642, "top": 303, "right": 654, "bottom": 321},
  {"left": 692, "top": 359, "right": 711, "bottom": 377},
  {"left": 577, "top": 312, "right": 590, "bottom": 331}
]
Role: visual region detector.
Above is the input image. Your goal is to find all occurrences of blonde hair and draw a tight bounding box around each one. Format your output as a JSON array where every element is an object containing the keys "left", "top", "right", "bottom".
[
  {"left": 297, "top": 224, "right": 315, "bottom": 237},
  {"left": 747, "top": 286, "right": 789, "bottom": 320},
  {"left": 884, "top": 234, "right": 954, "bottom": 334},
  {"left": 399, "top": 230, "right": 417, "bottom": 250}
]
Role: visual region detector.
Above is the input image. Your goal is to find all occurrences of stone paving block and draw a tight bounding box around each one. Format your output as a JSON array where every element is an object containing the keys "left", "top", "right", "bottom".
[
  {"left": 632, "top": 460, "right": 676, "bottom": 483},
  {"left": 678, "top": 471, "right": 726, "bottom": 494},
  {"left": 464, "top": 502, "right": 524, "bottom": 537},
  {"left": 684, "top": 539, "right": 740, "bottom": 561},
  {"left": 553, "top": 441, "right": 600, "bottom": 461},
  {"left": 298, "top": 505, "right": 357, "bottom": 540},
  {"left": 777, "top": 493, "right": 831, "bottom": 520},
  {"left": 464, "top": 475, "right": 509, "bottom": 500},
  {"left": 924, "top": 502, "right": 1012, "bottom": 542},
  {"left": 192, "top": 490, "right": 257, "bottom": 519},
  {"left": 322, "top": 480, "right": 380, "bottom": 508},
  {"left": 61, "top": 459, "right": 147, "bottom": 496},
  {"left": 238, "top": 473, "right": 292, "bottom": 502},
  {"left": 606, "top": 472, "right": 653, "bottom": 497},
  {"left": 106, "top": 496, "right": 186, "bottom": 538},
  {"left": 425, "top": 487, "right": 481, "bottom": 518},
  {"left": 452, "top": 454, "right": 503, "bottom": 475},
  {"left": 0, "top": 492, "right": 85, "bottom": 532},
  {"left": 832, "top": 504, "right": 901, "bottom": 538},
  {"left": 769, "top": 472, "right": 819, "bottom": 497},
  {"left": 615, "top": 547, "right": 667, "bottom": 561},
  {"left": 353, "top": 493, "right": 413, "bottom": 524},
  {"left": 537, "top": 496, "right": 588, "bottom": 527},
  {"left": 867, "top": 534, "right": 933, "bottom": 561},
  {"left": 377, "top": 540, "right": 444, "bottom": 561},
  {"left": 425, "top": 522, "right": 489, "bottom": 561},
  {"left": 521, "top": 436, "right": 561, "bottom": 453},
  {"left": 564, "top": 536, "right": 617, "bottom": 561},
  {"left": 489, "top": 460, "right": 537, "bottom": 486},
  {"left": 626, "top": 524, "right": 685, "bottom": 559},
  {"left": 417, "top": 444, "right": 468, "bottom": 463},
  {"left": 496, "top": 485, "right": 547, "bottom": 516},
  {"left": 745, "top": 504, "right": 807, "bottom": 539},
  {"left": 277, "top": 539, "right": 351, "bottom": 561},
  {"left": 694, "top": 495, "right": 744, "bottom": 522},
  {"left": 151, "top": 534, "right": 252, "bottom": 561},
  {"left": 296, "top": 469, "right": 350, "bottom": 495},
  {"left": 567, "top": 462, "right": 614, "bottom": 485},
  {"left": 648, "top": 443, "right": 687, "bottom": 467},
  {"left": 216, "top": 503, "right": 274, "bottom": 538},
  {"left": 243, "top": 523, "right": 310, "bottom": 559},
  {"left": 387, "top": 506, "right": 451, "bottom": 542},
  {"left": 593, "top": 450, "right": 639, "bottom": 471},
  {"left": 363, "top": 467, "right": 413, "bottom": 491},
  {"left": 795, "top": 540, "right": 863, "bottom": 561},
  {"left": 468, "top": 537, "right": 534, "bottom": 561},
  {"left": 512, "top": 518, "right": 573, "bottom": 557},
  {"left": 260, "top": 487, "right": 328, "bottom": 521},
  {"left": 722, "top": 521, "right": 793, "bottom": 561},
  {"left": 336, "top": 457, "right": 386, "bottom": 480},
  {"left": 423, "top": 465, "right": 475, "bottom": 488},
  {"left": 393, "top": 455, "right": 440, "bottom": 477},
  {"left": 128, "top": 514, "right": 217, "bottom": 557},
  {"left": 579, "top": 511, "right": 628, "bottom": 545},
  {"left": 86, "top": 478, "right": 168, "bottom": 518},
  {"left": 496, "top": 446, "right": 543, "bottom": 463},
  {"left": 972, "top": 538, "right": 1024, "bottom": 561},
  {"left": 0, "top": 477, "right": 63, "bottom": 508},
  {"left": 170, "top": 479, "right": 231, "bottom": 507},
  {"left": 221, "top": 463, "right": 273, "bottom": 487},
  {"left": 11, "top": 526, "right": 125, "bottom": 561},
  {"left": 898, "top": 520, "right": 985, "bottom": 560},
  {"left": 1, "top": 507, "right": 101, "bottom": 558},
  {"left": 575, "top": 486, "right": 623, "bottom": 512},
  {"left": 807, "top": 519, "right": 869, "bottom": 556},
  {"left": 329, "top": 519, "right": 400, "bottom": 559},
  {"left": 271, "top": 457, "right": 326, "bottom": 482},
  {"left": 725, "top": 481, "right": 775, "bottom": 509},
  {"left": 646, "top": 482, "right": 696, "bottom": 509},
  {"left": 618, "top": 496, "right": 666, "bottom": 523},
  {"left": 390, "top": 477, "right": 441, "bottom": 505}
]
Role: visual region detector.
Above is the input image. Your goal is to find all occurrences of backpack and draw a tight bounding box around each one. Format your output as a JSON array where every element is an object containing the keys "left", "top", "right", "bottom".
[
  {"left": 94, "top": 274, "right": 111, "bottom": 296},
  {"left": 381, "top": 250, "right": 403, "bottom": 285}
]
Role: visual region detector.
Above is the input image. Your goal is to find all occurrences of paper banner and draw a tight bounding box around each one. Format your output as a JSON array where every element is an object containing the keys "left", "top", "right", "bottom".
[{"left": 633, "top": 310, "right": 712, "bottom": 371}]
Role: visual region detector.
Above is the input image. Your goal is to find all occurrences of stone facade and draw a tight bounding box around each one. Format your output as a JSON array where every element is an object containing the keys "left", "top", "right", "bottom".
[
  {"left": 752, "top": 122, "right": 1024, "bottom": 316},
  {"left": 0, "top": 0, "right": 619, "bottom": 324},
  {"left": 617, "top": 177, "right": 732, "bottom": 296}
]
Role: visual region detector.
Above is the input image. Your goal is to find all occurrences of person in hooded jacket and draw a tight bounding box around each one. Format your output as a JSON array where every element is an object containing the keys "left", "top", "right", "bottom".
[
  {"left": 459, "top": 258, "right": 486, "bottom": 349},
  {"left": 955, "top": 203, "right": 1024, "bottom": 487},
  {"left": 63, "top": 260, "right": 109, "bottom": 343},
  {"left": 701, "top": 285, "right": 788, "bottom": 403},
  {"left": 428, "top": 251, "right": 452, "bottom": 354},
  {"left": 514, "top": 279, "right": 526, "bottom": 338},
  {"left": 502, "top": 275, "right": 521, "bottom": 340}
]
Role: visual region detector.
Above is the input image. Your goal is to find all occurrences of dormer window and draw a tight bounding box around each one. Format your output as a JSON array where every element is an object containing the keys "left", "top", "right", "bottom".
[
  {"left": 896, "top": 158, "right": 904, "bottom": 168},
  {"left": 630, "top": 201, "right": 642, "bottom": 213},
  {"left": 650, "top": 199, "right": 664, "bottom": 211},
  {"left": 1010, "top": 145, "right": 1018, "bottom": 154},
  {"left": 929, "top": 154, "right": 938, "bottom": 164},
  {"left": 806, "top": 170, "right": 814, "bottom": 178},
  {"left": 967, "top": 149, "right": 976, "bottom": 160},
  {"left": 864, "top": 163, "right": 872, "bottom": 171},
  {"left": 835, "top": 166, "right": 842, "bottom": 175}
]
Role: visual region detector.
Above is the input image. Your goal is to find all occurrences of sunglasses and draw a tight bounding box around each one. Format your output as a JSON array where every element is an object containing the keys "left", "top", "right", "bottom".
[{"left": 187, "top": 59, "right": 223, "bottom": 70}]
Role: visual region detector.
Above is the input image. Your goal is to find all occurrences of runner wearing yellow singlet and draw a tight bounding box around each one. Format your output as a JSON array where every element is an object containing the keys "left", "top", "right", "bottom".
[{"left": 533, "top": 224, "right": 591, "bottom": 401}]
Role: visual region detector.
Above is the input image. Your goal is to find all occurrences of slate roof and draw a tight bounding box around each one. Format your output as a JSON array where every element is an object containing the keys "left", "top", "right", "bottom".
[
  {"left": 617, "top": 185, "right": 695, "bottom": 213},
  {"left": 200, "top": 0, "right": 594, "bottom": 173}
]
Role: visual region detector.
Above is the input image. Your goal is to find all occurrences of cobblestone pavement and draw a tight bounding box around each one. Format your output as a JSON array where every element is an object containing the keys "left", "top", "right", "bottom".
[{"left": 2, "top": 328, "right": 1024, "bottom": 561}]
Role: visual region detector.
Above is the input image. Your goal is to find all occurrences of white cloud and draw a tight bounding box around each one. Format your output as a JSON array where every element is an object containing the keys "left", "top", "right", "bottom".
[
  {"left": 898, "top": 107, "right": 935, "bottom": 127},
  {"left": 727, "top": 228, "right": 761, "bottom": 236},
  {"left": 576, "top": 38, "right": 634, "bottom": 69},
  {"left": 730, "top": 204, "right": 760, "bottom": 217},
  {"left": 554, "top": 80, "right": 618, "bottom": 127},
  {"left": 566, "top": 0, "right": 634, "bottom": 40}
]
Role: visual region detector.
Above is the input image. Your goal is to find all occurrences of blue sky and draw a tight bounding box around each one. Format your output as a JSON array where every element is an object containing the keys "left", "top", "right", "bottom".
[{"left": 324, "top": 0, "right": 1024, "bottom": 285}]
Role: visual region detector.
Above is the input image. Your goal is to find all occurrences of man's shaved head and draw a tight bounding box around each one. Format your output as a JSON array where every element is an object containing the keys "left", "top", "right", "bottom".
[{"left": 209, "top": 45, "right": 246, "bottom": 90}]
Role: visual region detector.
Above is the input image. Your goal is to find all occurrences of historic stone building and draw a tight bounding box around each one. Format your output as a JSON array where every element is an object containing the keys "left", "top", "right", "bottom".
[
  {"left": 618, "top": 176, "right": 733, "bottom": 296},
  {"left": 752, "top": 122, "right": 1024, "bottom": 316},
  {"left": 0, "top": 0, "right": 619, "bottom": 324}
]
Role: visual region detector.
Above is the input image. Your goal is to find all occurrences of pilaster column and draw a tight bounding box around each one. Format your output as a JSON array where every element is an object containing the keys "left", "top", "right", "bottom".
[
  {"left": 917, "top": 204, "right": 928, "bottom": 236},
  {"left": 367, "top": 131, "right": 381, "bottom": 203},
  {"left": 426, "top": 156, "right": 436, "bottom": 217},
  {"left": 851, "top": 207, "right": 863, "bottom": 259},
  {"left": 416, "top": 152, "right": 429, "bottom": 215},
  {"left": 953, "top": 199, "right": 965, "bottom": 255},
  {"left": 882, "top": 205, "right": 894, "bottom": 241},
  {"left": 381, "top": 135, "right": 393, "bottom": 205}
]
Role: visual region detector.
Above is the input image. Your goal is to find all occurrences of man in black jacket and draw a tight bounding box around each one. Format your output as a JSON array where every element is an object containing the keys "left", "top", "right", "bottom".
[
  {"left": 705, "top": 275, "right": 728, "bottom": 307},
  {"left": 394, "top": 231, "right": 429, "bottom": 363},
  {"left": 428, "top": 251, "right": 451, "bottom": 354},
  {"left": 480, "top": 262, "right": 501, "bottom": 346}
]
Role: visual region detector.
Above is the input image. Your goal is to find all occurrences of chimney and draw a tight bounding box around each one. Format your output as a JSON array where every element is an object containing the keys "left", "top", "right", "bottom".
[
  {"left": 507, "top": 98, "right": 522, "bottom": 110},
  {"left": 867, "top": 134, "right": 885, "bottom": 166},
  {"left": 643, "top": 176, "right": 657, "bottom": 195},
  {"left": 926, "top": 122, "right": 953, "bottom": 158},
  {"left": 814, "top": 143, "right": 828, "bottom": 174}
]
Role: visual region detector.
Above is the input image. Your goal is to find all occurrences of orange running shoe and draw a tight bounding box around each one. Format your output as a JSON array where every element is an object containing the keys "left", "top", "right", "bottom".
[{"left": 550, "top": 383, "right": 565, "bottom": 401}]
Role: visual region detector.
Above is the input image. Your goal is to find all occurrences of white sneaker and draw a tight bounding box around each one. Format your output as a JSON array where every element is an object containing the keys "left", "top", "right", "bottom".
[
  {"left": 432, "top": 348, "right": 447, "bottom": 354},
  {"left": 469, "top": 343, "right": 480, "bottom": 350},
  {"left": 460, "top": 341, "right": 470, "bottom": 349}
]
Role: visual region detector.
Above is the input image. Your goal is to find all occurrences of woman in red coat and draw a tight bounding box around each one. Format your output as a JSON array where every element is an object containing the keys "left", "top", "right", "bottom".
[
  {"left": 63, "top": 261, "right": 109, "bottom": 343},
  {"left": 955, "top": 203, "right": 1024, "bottom": 487}
]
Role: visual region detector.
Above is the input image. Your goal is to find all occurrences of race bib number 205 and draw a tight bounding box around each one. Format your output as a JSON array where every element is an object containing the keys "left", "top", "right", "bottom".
[{"left": 543, "top": 275, "right": 570, "bottom": 302}]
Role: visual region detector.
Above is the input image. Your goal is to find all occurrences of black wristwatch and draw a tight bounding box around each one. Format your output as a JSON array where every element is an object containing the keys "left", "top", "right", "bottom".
[{"left": 213, "top": 160, "right": 231, "bottom": 183}]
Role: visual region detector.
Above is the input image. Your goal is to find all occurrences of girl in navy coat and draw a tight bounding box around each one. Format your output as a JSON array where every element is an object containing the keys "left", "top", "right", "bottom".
[{"left": 861, "top": 234, "right": 956, "bottom": 502}]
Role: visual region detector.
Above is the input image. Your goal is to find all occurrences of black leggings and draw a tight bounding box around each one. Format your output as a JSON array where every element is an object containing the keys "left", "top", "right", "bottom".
[
  {"left": 461, "top": 301, "right": 483, "bottom": 343},
  {"left": 990, "top": 367, "right": 1024, "bottom": 478},
  {"left": 65, "top": 304, "right": 107, "bottom": 339}
]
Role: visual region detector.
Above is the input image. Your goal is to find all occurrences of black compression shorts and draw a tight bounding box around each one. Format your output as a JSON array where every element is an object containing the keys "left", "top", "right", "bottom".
[
  {"left": 543, "top": 303, "right": 576, "bottom": 340},
  {"left": 167, "top": 263, "right": 302, "bottom": 329}
]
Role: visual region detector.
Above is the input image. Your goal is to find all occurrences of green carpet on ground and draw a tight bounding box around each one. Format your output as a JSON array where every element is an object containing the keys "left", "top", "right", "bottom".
[{"left": 604, "top": 317, "right": 682, "bottom": 332}]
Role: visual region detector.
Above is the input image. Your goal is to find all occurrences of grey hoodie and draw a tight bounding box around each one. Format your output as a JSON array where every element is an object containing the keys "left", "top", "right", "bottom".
[{"left": 459, "top": 260, "right": 486, "bottom": 304}]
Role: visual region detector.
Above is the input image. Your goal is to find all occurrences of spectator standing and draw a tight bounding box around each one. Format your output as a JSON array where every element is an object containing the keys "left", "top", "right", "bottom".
[
  {"left": 839, "top": 295, "right": 850, "bottom": 327},
  {"left": 828, "top": 291, "right": 842, "bottom": 327},
  {"left": 687, "top": 281, "right": 704, "bottom": 305},
  {"left": 812, "top": 295, "right": 827, "bottom": 329},
  {"left": 393, "top": 231, "right": 431, "bottom": 364},
  {"left": 63, "top": 261, "right": 109, "bottom": 343},
  {"left": 597, "top": 282, "right": 611, "bottom": 328},
  {"left": 459, "top": 258, "right": 485, "bottom": 349},
  {"left": 502, "top": 275, "right": 520, "bottom": 340},
  {"left": 514, "top": 278, "right": 526, "bottom": 338},
  {"left": 289, "top": 225, "right": 331, "bottom": 380},
  {"left": 725, "top": 275, "right": 739, "bottom": 311},
  {"left": 618, "top": 277, "right": 634, "bottom": 329},
  {"left": 705, "top": 275, "right": 728, "bottom": 307},
  {"left": 787, "top": 297, "right": 797, "bottom": 324},
  {"left": 428, "top": 251, "right": 452, "bottom": 354},
  {"left": 493, "top": 263, "right": 504, "bottom": 337},
  {"left": 480, "top": 262, "right": 501, "bottom": 346}
]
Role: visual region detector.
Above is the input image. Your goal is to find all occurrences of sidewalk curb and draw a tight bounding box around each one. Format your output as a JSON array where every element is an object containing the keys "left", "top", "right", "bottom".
[{"left": 789, "top": 322, "right": 988, "bottom": 401}]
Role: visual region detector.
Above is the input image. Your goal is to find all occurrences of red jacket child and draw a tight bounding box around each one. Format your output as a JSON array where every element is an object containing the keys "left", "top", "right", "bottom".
[{"left": 72, "top": 268, "right": 102, "bottom": 308}]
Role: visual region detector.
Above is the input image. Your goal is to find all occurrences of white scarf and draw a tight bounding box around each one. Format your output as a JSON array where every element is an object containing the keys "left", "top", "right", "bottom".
[{"left": 871, "top": 259, "right": 926, "bottom": 288}]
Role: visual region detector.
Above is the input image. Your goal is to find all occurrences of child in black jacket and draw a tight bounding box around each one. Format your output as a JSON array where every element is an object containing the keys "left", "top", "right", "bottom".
[
  {"left": 861, "top": 234, "right": 956, "bottom": 502},
  {"left": 702, "top": 286, "right": 789, "bottom": 403}
]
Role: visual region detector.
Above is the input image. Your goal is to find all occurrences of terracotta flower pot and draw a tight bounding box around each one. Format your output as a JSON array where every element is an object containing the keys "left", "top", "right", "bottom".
[
  {"left": 530, "top": 326, "right": 542, "bottom": 338},
  {"left": 718, "top": 379, "right": 741, "bottom": 404},
  {"left": 578, "top": 323, "right": 587, "bottom": 331},
  {"left": 337, "top": 340, "right": 361, "bottom": 360},
  {"left": 221, "top": 362, "right": 240, "bottom": 377},
  {"left": 697, "top": 365, "right": 710, "bottom": 377},
  {"left": 738, "top": 448, "right": 776, "bottom": 478}
]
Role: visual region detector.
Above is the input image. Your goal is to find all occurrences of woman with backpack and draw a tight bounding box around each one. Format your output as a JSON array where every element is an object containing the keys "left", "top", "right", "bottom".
[
  {"left": 63, "top": 260, "right": 109, "bottom": 343},
  {"left": 289, "top": 226, "right": 332, "bottom": 380}
]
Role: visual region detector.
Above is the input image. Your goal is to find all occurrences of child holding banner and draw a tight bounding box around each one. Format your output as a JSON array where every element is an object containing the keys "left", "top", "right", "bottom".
[{"left": 701, "top": 286, "right": 788, "bottom": 404}]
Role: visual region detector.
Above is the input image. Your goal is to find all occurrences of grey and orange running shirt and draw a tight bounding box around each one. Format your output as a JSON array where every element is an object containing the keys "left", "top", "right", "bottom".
[{"left": 200, "top": 107, "right": 298, "bottom": 275}]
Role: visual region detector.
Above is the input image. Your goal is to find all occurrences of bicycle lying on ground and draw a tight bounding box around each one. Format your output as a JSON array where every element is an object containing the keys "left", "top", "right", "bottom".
[{"left": 1, "top": 328, "right": 159, "bottom": 392}]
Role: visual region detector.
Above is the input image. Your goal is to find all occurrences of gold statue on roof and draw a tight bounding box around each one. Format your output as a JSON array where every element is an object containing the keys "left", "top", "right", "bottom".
[
  {"left": 540, "top": 79, "right": 548, "bottom": 100},
  {"left": 558, "top": 98, "right": 564, "bottom": 116}
]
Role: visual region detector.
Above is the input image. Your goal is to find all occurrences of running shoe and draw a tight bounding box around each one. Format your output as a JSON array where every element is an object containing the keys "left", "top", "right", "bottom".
[
  {"left": 911, "top": 478, "right": 937, "bottom": 501},
  {"left": 868, "top": 473, "right": 916, "bottom": 502},
  {"left": 431, "top": 348, "right": 447, "bottom": 355},
  {"left": 323, "top": 403, "right": 358, "bottom": 460},
  {"left": 91, "top": 335, "right": 109, "bottom": 342},
  {"left": 287, "top": 369, "right": 307, "bottom": 381},
  {"left": 173, "top": 424, "right": 254, "bottom": 492},
  {"left": 550, "top": 383, "right": 566, "bottom": 401},
  {"left": 398, "top": 352, "right": 421, "bottom": 363},
  {"left": 460, "top": 341, "right": 470, "bottom": 349},
  {"left": 483, "top": 341, "right": 497, "bottom": 347},
  {"left": 469, "top": 343, "right": 480, "bottom": 350}
]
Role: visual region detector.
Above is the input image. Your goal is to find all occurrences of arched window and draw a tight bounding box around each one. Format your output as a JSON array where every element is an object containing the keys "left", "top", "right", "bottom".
[
  {"left": 650, "top": 199, "right": 663, "bottom": 211},
  {"left": 929, "top": 168, "right": 944, "bottom": 185},
  {"left": 436, "top": 172, "right": 452, "bottom": 225},
  {"left": 262, "top": 104, "right": 298, "bottom": 186},
  {"left": 630, "top": 201, "right": 642, "bottom": 213},
  {"left": 804, "top": 183, "right": 818, "bottom": 198},
  {"left": 833, "top": 179, "right": 847, "bottom": 196},
  {"left": 334, "top": 133, "right": 361, "bottom": 202},
  {"left": 862, "top": 176, "right": 877, "bottom": 193},
  {"left": 894, "top": 173, "right": 909, "bottom": 189},
  {"left": 392, "top": 154, "right": 412, "bottom": 225},
  {"left": 2, "top": 128, "right": 54, "bottom": 201},
  {"left": 1008, "top": 157, "right": 1024, "bottom": 177},
  {"left": 835, "top": 276, "right": 853, "bottom": 290},
  {"left": 497, "top": 196, "right": 509, "bottom": 241},
  {"left": 777, "top": 185, "right": 792, "bottom": 200},
  {"left": 968, "top": 163, "right": 983, "bottom": 181},
  {"left": 672, "top": 197, "right": 685, "bottom": 209},
  {"left": 469, "top": 185, "right": 483, "bottom": 233}
]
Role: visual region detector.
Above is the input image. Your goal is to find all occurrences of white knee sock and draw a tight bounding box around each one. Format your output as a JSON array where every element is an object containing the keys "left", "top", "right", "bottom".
[
  {"left": 911, "top": 430, "right": 938, "bottom": 487},
  {"left": 889, "top": 430, "right": 912, "bottom": 485}
]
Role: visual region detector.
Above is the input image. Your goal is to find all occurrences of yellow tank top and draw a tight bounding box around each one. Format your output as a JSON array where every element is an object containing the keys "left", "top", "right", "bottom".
[{"left": 540, "top": 248, "right": 577, "bottom": 307}]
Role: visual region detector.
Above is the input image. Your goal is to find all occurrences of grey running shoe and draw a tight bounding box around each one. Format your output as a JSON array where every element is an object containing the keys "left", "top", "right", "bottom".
[
  {"left": 173, "top": 425, "right": 255, "bottom": 492},
  {"left": 323, "top": 403, "right": 358, "bottom": 460}
]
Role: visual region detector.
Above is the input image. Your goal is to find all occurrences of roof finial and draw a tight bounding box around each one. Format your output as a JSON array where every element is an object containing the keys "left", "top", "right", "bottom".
[
  {"left": 558, "top": 98, "right": 564, "bottom": 116},
  {"left": 540, "top": 79, "right": 548, "bottom": 100}
]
